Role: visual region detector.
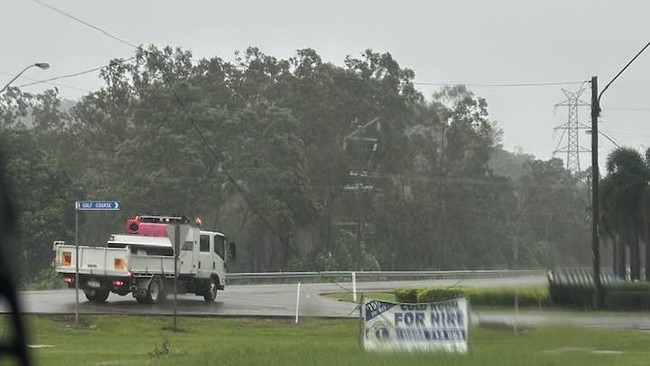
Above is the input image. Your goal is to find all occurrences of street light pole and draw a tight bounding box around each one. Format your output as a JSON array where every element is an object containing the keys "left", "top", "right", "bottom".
[
  {"left": 590, "top": 76, "right": 602, "bottom": 309},
  {"left": 0, "top": 62, "right": 50, "bottom": 94}
]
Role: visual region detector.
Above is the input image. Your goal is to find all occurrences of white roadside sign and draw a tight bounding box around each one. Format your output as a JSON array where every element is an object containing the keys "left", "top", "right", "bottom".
[{"left": 363, "top": 297, "right": 469, "bottom": 353}]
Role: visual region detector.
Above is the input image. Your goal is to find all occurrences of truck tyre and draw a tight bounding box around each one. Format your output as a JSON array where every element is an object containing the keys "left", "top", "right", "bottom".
[
  {"left": 146, "top": 276, "right": 164, "bottom": 304},
  {"left": 203, "top": 277, "right": 218, "bottom": 302},
  {"left": 84, "top": 288, "right": 110, "bottom": 303}
]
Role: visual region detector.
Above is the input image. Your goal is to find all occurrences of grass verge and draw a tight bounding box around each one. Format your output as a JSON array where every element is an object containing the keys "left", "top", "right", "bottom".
[{"left": 1, "top": 315, "right": 650, "bottom": 366}]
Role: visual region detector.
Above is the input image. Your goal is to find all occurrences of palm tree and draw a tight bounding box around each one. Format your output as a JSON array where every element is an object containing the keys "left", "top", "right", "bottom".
[
  {"left": 601, "top": 148, "right": 649, "bottom": 281},
  {"left": 600, "top": 176, "right": 624, "bottom": 277}
]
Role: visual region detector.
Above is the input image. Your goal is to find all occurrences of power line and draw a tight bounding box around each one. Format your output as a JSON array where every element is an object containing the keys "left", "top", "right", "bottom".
[
  {"left": 30, "top": 0, "right": 139, "bottom": 50},
  {"left": 17, "top": 63, "right": 588, "bottom": 93},
  {"left": 413, "top": 80, "right": 587, "bottom": 88},
  {"left": 552, "top": 127, "right": 567, "bottom": 153},
  {"left": 27, "top": 0, "right": 591, "bottom": 92},
  {"left": 599, "top": 127, "right": 650, "bottom": 141},
  {"left": 17, "top": 67, "right": 101, "bottom": 88},
  {"left": 607, "top": 107, "right": 650, "bottom": 112},
  {"left": 0, "top": 71, "right": 89, "bottom": 93},
  {"left": 15, "top": 57, "right": 135, "bottom": 90},
  {"left": 161, "top": 73, "right": 289, "bottom": 245},
  {"left": 307, "top": 174, "right": 587, "bottom": 190}
]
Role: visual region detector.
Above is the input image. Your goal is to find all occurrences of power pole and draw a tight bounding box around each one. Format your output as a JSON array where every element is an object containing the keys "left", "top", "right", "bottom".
[
  {"left": 590, "top": 76, "right": 602, "bottom": 309},
  {"left": 553, "top": 87, "right": 590, "bottom": 174},
  {"left": 342, "top": 117, "right": 379, "bottom": 269}
]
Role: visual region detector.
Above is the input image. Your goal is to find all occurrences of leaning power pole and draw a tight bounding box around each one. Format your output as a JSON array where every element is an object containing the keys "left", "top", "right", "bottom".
[
  {"left": 553, "top": 87, "right": 590, "bottom": 174},
  {"left": 342, "top": 117, "right": 380, "bottom": 269}
]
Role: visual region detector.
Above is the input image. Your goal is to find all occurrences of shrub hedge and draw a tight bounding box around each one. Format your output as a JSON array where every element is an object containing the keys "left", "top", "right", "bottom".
[
  {"left": 396, "top": 282, "right": 650, "bottom": 311},
  {"left": 394, "top": 286, "right": 550, "bottom": 308},
  {"left": 550, "top": 281, "right": 650, "bottom": 310},
  {"left": 417, "top": 288, "right": 465, "bottom": 302},
  {"left": 547, "top": 283, "right": 594, "bottom": 308},
  {"left": 393, "top": 288, "right": 419, "bottom": 303}
]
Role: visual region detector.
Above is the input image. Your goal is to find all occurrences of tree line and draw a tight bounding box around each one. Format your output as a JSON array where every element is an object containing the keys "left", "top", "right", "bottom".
[{"left": 0, "top": 46, "right": 594, "bottom": 283}]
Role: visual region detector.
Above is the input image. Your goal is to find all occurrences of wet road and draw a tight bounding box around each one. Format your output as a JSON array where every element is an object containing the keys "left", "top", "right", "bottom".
[
  {"left": 6, "top": 275, "right": 650, "bottom": 329},
  {"left": 5, "top": 276, "right": 545, "bottom": 317}
]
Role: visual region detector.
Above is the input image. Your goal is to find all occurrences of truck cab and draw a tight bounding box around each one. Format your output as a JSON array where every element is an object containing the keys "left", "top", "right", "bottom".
[{"left": 197, "top": 231, "right": 227, "bottom": 289}]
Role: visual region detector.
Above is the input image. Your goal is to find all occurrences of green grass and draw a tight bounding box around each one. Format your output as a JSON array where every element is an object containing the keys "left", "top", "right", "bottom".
[{"left": 1, "top": 315, "right": 650, "bottom": 365}]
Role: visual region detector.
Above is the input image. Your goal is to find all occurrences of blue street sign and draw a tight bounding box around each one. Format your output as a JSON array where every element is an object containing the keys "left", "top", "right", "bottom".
[{"left": 75, "top": 200, "right": 120, "bottom": 211}]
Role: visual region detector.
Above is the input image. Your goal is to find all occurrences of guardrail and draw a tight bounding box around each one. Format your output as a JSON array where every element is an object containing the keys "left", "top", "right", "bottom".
[
  {"left": 226, "top": 269, "right": 546, "bottom": 281},
  {"left": 547, "top": 268, "right": 620, "bottom": 286},
  {"left": 226, "top": 269, "right": 547, "bottom": 303}
]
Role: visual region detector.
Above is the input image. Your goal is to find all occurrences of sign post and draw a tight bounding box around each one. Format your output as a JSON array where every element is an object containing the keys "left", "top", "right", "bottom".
[
  {"left": 173, "top": 223, "right": 179, "bottom": 331},
  {"left": 74, "top": 200, "right": 120, "bottom": 327},
  {"left": 166, "top": 223, "right": 189, "bottom": 332}
]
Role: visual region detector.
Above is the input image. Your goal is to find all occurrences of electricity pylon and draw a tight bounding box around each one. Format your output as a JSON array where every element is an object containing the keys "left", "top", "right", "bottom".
[{"left": 553, "top": 87, "right": 590, "bottom": 173}]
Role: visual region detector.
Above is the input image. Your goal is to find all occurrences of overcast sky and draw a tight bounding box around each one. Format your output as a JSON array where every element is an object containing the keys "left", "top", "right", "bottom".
[{"left": 2, "top": 0, "right": 649, "bottom": 169}]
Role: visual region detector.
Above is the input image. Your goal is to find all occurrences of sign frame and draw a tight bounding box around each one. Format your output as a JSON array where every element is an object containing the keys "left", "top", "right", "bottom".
[{"left": 75, "top": 200, "right": 120, "bottom": 211}]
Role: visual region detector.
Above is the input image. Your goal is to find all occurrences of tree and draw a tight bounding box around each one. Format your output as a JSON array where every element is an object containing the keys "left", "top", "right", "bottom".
[
  {"left": 601, "top": 147, "right": 650, "bottom": 280},
  {"left": 513, "top": 158, "right": 590, "bottom": 268},
  {"left": 0, "top": 128, "right": 80, "bottom": 281}
]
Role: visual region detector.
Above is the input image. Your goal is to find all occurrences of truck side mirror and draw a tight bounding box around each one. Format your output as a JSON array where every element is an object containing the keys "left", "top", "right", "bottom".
[{"left": 228, "top": 242, "right": 236, "bottom": 260}]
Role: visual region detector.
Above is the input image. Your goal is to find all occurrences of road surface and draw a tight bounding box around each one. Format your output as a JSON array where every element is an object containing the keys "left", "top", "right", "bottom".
[
  {"left": 3, "top": 276, "right": 542, "bottom": 316},
  {"left": 4, "top": 275, "right": 650, "bottom": 329}
]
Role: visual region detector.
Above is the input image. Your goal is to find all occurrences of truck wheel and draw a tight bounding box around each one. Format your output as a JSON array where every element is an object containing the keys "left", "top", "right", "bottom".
[
  {"left": 146, "top": 276, "right": 164, "bottom": 304},
  {"left": 203, "top": 278, "right": 217, "bottom": 302},
  {"left": 85, "top": 289, "right": 109, "bottom": 303}
]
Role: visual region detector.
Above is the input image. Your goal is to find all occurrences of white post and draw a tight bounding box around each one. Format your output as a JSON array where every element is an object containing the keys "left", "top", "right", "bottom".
[
  {"left": 295, "top": 282, "right": 301, "bottom": 324},
  {"left": 352, "top": 272, "right": 357, "bottom": 302},
  {"left": 514, "top": 289, "right": 519, "bottom": 334}
]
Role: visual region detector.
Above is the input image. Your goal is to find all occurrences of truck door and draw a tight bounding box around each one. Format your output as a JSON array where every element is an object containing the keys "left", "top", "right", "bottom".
[
  {"left": 197, "top": 234, "right": 212, "bottom": 279},
  {"left": 212, "top": 234, "right": 226, "bottom": 288},
  {"left": 179, "top": 230, "right": 198, "bottom": 275}
]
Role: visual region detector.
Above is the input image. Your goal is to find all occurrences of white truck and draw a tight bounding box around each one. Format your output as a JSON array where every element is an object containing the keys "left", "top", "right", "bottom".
[{"left": 53, "top": 215, "right": 235, "bottom": 304}]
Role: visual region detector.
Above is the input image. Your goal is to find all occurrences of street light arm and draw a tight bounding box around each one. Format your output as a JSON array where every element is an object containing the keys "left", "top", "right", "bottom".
[
  {"left": 0, "top": 63, "right": 49, "bottom": 94},
  {"left": 0, "top": 65, "right": 35, "bottom": 94},
  {"left": 599, "top": 130, "right": 620, "bottom": 148},
  {"left": 598, "top": 40, "right": 650, "bottom": 104}
]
